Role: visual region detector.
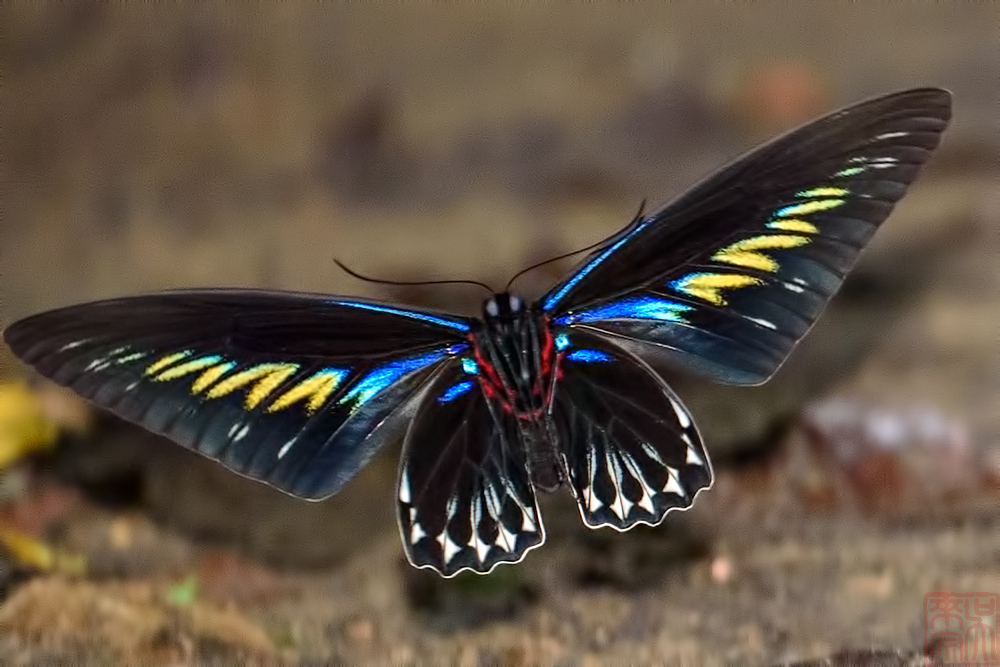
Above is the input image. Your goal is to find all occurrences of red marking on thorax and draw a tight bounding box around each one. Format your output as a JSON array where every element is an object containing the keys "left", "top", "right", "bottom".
[
  {"left": 469, "top": 336, "right": 511, "bottom": 409},
  {"left": 468, "top": 322, "right": 562, "bottom": 421}
]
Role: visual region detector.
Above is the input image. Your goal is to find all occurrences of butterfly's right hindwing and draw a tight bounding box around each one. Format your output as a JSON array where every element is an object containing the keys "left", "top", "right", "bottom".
[{"left": 552, "top": 331, "right": 712, "bottom": 530}]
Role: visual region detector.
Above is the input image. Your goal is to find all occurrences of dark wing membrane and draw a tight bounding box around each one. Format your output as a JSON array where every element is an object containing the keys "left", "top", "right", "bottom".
[
  {"left": 552, "top": 332, "right": 712, "bottom": 530},
  {"left": 542, "top": 88, "right": 951, "bottom": 384},
  {"left": 3, "top": 290, "right": 472, "bottom": 499},
  {"left": 398, "top": 360, "right": 544, "bottom": 577}
]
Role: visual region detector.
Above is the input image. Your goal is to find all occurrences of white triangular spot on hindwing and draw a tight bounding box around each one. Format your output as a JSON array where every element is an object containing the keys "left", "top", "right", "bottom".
[
  {"left": 669, "top": 397, "right": 691, "bottom": 428},
  {"left": 495, "top": 523, "right": 517, "bottom": 551},
  {"left": 410, "top": 521, "right": 426, "bottom": 543},
  {"left": 499, "top": 477, "right": 537, "bottom": 534},
  {"left": 664, "top": 466, "right": 686, "bottom": 497},
  {"left": 605, "top": 449, "right": 631, "bottom": 520},
  {"left": 399, "top": 470, "right": 411, "bottom": 503},
  {"left": 620, "top": 451, "right": 656, "bottom": 514},
  {"left": 521, "top": 507, "right": 536, "bottom": 532},
  {"left": 442, "top": 533, "right": 462, "bottom": 564},
  {"left": 686, "top": 446, "right": 704, "bottom": 467},
  {"left": 473, "top": 532, "right": 491, "bottom": 563},
  {"left": 468, "top": 494, "right": 491, "bottom": 562}
]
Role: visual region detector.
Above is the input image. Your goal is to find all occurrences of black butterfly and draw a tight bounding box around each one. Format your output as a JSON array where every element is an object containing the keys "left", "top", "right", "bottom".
[{"left": 3, "top": 88, "right": 951, "bottom": 577}]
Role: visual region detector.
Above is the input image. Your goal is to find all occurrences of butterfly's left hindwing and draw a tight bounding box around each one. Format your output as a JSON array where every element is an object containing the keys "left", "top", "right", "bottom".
[
  {"left": 398, "top": 360, "right": 544, "bottom": 577},
  {"left": 544, "top": 88, "right": 952, "bottom": 385},
  {"left": 3, "top": 290, "right": 471, "bottom": 499},
  {"left": 552, "top": 332, "right": 712, "bottom": 529}
]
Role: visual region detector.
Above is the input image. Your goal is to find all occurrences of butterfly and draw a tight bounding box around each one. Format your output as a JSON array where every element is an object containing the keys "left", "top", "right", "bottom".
[{"left": 3, "top": 88, "right": 951, "bottom": 577}]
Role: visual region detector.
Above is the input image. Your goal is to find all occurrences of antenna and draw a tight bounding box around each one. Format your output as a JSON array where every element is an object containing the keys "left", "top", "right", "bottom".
[
  {"left": 335, "top": 259, "right": 495, "bottom": 295},
  {"left": 504, "top": 199, "right": 648, "bottom": 293}
]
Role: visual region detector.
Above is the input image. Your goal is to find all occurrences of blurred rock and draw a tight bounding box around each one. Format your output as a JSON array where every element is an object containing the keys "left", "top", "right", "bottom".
[{"left": 777, "top": 398, "right": 996, "bottom": 516}]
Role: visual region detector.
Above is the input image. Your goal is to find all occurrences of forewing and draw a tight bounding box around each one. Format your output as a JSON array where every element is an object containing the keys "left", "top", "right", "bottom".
[
  {"left": 543, "top": 88, "right": 951, "bottom": 384},
  {"left": 3, "top": 290, "right": 472, "bottom": 499},
  {"left": 398, "top": 361, "right": 544, "bottom": 577},
  {"left": 553, "top": 332, "right": 712, "bottom": 530}
]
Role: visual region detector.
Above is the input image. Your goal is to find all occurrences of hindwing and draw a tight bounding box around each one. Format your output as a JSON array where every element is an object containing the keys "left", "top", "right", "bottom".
[
  {"left": 552, "top": 332, "right": 712, "bottom": 529},
  {"left": 397, "top": 360, "right": 544, "bottom": 577}
]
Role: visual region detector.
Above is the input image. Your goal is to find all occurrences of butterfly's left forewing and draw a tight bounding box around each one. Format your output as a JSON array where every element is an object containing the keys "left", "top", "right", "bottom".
[
  {"left": 3, "top": 290, "right": 471, "bottom": 499},
  {"left": 544, "top": 88, "right": 952, "bottom": 385},
  {"left": 398, "top": 360, "right": 544, "bottom": 577}
]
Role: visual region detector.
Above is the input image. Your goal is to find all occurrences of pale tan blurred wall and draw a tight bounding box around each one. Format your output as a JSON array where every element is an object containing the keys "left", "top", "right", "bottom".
[{"left": 2, "top": 5, "right": 998, "bottom": 318}]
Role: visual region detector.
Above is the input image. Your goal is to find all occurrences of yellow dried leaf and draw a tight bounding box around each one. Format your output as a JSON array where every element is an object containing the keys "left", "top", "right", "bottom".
[
  {"left": 0, "top": 382, "right": 59, "bottom": 469},
  {"left": 0, "top": 526, "right": 87, "bottom": 576}
]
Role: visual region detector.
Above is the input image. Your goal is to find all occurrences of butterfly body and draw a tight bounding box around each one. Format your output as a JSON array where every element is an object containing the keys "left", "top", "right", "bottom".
[
  {"left": 3, "top": 88, "right": 952, "bottom": 577},
  {"left": 468, "top": 294, "right": 563, "bottom": 490}
]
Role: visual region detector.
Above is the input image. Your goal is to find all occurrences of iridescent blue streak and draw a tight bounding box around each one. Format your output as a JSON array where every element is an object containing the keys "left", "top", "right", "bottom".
[
  {"left": 439, "top": 380, "right": 474, "bottom": 403},
  {"left": 335, "top": 300, "right": 470, "bottom": 332},
  {"left": 340, "top": 349, "right": 451, "bottom": 408},
  {"left": 566, "top": 349, "right": 613, "bottom": 363},
  {"left": 541, "top": 220, "right": 651, "bottom": 312},
  {"left": 554, "top": 296, "right": 692, "bottom": 326}
]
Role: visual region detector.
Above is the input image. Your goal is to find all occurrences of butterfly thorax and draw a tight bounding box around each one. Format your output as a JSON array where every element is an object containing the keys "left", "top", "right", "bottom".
[{"left": 471, "top": 293, "right": 563, "bottom": 491}]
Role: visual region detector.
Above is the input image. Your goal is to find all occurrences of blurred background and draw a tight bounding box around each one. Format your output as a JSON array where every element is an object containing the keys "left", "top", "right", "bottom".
[{"left": 1, "top": 5, "right": 998, "bottom": 665}]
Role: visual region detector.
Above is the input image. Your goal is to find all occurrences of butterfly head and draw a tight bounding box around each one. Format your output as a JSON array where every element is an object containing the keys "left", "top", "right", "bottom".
[{"left": 482, "top": 293, "right": 526, "bottom": 322}]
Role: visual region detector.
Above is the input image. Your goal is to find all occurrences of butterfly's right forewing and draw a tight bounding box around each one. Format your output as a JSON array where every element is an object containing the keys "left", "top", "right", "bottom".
[{"left": 544, "top": 88, "right": 952, "bottom": 385}]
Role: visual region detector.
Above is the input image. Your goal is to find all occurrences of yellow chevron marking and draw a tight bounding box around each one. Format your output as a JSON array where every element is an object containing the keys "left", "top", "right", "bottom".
[
  {"left": 774, "top": 199, "right": 844, "bottom": 218},
  {"left": 267, "top": 369, "right": 347, "bottom": 414},
  {"left": 713, "top": 234, "right": 811, "bottom": 272},
  {"left": 145, "top": 351, "right": 191, "bottom": 376},
  {"left": 191, "top": 361, "right": 236, "bottom": 394},
  {"left": 796, "top": 187, "right": 849, "bottom": 198},
  {"left": 245, "top": 365, "right": 299, "bottom": 410},
  {"left": 672, "top": 273, "right": 762, "bottom": 306},
  {"left": 766, "top": 219, "right": 819, "bottom": 234},
  {"left": 154, "top": 355, "right": 223, "bottom": 382},
  {"left": 205, "top": 363, "right": 300, "bottom": 409}
]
